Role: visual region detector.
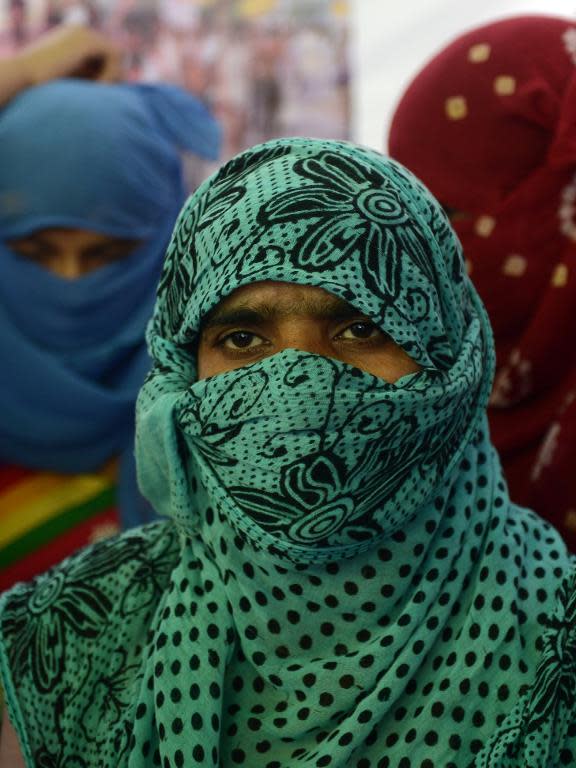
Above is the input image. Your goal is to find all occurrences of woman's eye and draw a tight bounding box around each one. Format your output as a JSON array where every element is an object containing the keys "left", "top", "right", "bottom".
[
  {"left": 89, "top": 252, "right": 122, "bottom": 263},
  {"left": 9, "top": 242, "right": 41, "bottom": 258},
  {"left": 221, "top": 331, "right": 264, "bottom": 350},
  {"left": 88, "top": 243, "right": 140, "bottom": 262},
  {"left": 339, "top": 321, "right": 381, "bottom": 340}
]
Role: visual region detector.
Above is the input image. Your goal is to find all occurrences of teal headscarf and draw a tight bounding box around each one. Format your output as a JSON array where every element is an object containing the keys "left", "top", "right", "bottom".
[{"left": 1, "top": 139, "right": 575, "bottom": 768}]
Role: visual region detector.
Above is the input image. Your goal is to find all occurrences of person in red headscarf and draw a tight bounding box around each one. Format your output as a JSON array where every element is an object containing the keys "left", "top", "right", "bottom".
[{"left": 389, "top": 14, "right": 576, "bottom": 550}]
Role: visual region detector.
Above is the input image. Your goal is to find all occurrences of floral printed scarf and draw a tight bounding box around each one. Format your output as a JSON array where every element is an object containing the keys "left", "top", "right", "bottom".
[{"left": 1, "top": 138, "right": 575, "bottom": 768}]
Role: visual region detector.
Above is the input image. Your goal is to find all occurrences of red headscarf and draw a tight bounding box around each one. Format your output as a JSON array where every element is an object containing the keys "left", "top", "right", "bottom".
[{"left": 389, "top": 15, "right": 576, "bottom": 549}]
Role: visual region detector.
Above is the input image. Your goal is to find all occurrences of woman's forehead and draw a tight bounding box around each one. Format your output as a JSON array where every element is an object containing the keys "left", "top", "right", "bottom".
[
  {"left": 9, "top": 228, "right": 129, "bottom": 247},
  {"left": 202, "top": 282, "right": 362, "bottom": 326}
]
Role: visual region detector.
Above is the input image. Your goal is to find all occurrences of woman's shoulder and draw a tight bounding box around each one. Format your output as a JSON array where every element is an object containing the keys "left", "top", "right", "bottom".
[
  {"left": 0, "top": 520, "right": 180, "bottom": 642},
  {"left": 479, "top": 561, "right": 576, "bottom": 766},
  {"left": 1, "top": 519, "right": 179, "bottom": 608},
  {"left": 0, "top": 520, "right": 180, "bottom": 763}
]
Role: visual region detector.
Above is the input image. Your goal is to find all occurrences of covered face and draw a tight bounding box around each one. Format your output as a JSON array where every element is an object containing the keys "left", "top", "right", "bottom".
[
  {"left": 388, "top": 15, "right": 576, "bottom": 543},
  {"left": 137, "top": 137, "right": 494, "bottom": 557},
  {"left": 0, "top": 79, "right": 221, "bottom": 478},
  {"left": 6, "top": 228, "right": 143, "bottom": 280}
]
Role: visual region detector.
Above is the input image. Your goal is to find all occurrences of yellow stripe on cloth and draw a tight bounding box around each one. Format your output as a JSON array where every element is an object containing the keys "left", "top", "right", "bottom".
[{"left": 0, "top": 461, "right": 118, "bottom": 548}]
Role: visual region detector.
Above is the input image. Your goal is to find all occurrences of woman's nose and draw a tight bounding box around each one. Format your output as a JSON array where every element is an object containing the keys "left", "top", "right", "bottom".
[
  {"left": 48, "top": 252, "right": 87, "bottom": 280},
  {"left": 278, "top": 324, "right": 330, "bottom": 357}
]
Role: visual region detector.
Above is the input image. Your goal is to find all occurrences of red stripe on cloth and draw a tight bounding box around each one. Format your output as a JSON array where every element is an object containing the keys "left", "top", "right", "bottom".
[
  {"left": 0, "top": 465, "right": 34, "bottom": 492},
  {"left": 0, "top": 507, "right": 120, "bottom": 591}
]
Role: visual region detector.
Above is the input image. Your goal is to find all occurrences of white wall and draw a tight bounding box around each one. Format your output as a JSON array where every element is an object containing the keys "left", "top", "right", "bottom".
[{"left": 351, "top": 0, "right": 576, "bottom": 151}]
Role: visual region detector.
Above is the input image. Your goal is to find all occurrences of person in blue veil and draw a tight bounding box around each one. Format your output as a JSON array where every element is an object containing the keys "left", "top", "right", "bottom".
[{"left": 0, "top": 67, "right": 221, "bottom": 588}]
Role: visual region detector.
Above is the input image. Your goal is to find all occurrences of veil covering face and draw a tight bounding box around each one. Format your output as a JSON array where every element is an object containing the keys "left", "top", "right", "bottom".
[
  {"left": 0, "top": 79, "right": 221, "bottom": 531},
  {"left": 0, "top": 138, "right": 574, "bottom": 768},
  {"left": 389, "top": 15, "right": 576, "bottom": 549}
]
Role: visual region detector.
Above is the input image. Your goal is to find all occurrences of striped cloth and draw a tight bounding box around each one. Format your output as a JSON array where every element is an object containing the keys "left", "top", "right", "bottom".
[{"left": 0, "top": 462, "right": 120, "bottom": 591}]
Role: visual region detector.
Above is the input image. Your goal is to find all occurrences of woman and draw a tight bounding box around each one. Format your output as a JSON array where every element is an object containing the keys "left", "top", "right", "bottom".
[
  {"left": 1, "top": 138, "right": 574, "bottom": 767},
  {"left": 388, "top": 15, "right": 576, "bottom": 550},
  {"left": 0, "top": 75, "right": 220, "bottom": 588}
]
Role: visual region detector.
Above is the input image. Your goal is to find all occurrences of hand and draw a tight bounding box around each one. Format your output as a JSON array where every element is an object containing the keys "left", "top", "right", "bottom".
[{"left": 16, "top": 25, "right": 122, "bottom": 86}]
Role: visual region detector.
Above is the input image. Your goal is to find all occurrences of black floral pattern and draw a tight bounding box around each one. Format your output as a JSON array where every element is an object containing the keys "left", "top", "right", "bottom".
[
  {"left": 80, "top": 650, "right": 140, "bottom": 743},
  {"left": 35, "top": 746, "right": 87, "bottom": 768},
  {"left": 525, "top": 571, "right": 576, "bottom": 733},
  {"left": 155, "top": 192, "right": 207, "bottom": 339},
  {"left": 257, "top": 151, "right": 437, "bottom": 298},
  {"left": 120, "top": 526, "right": 180, "bottom": 616},
  {"left": 476, "top": 568, "right": 576, "bottom": 767},
  {"left": 180, "top": 347, "right": 471, "bottom": 551},
  {"left": 229, "top": 452, "right": 357, "bottom": 544},
  {"left": 2, "top": 535, "right": 142, "bottom": 692},
  {"left": 211, "top": 144, "right": 291, "bottom": 189}
]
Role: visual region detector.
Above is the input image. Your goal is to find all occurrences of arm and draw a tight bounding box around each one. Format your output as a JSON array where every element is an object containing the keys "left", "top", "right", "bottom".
[
  {"left": 0, "top": 25, "right": 122, "bottom": 107},
  {"left": 0, "top": 707, "right": 26, "bottom": 768}
]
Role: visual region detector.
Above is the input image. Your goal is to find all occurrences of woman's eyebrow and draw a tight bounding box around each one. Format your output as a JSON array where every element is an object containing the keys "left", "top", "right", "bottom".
[
  {"left": 201, "top": 297, "right": 363, "bottom": 331},
  {"left": 84, "top": 239, "right": 141, "bottom": 256},
  {"left": 8, "top": 234, "right": 47, "bottom": 247},
  {"left": 201, "top": 307, "right": 270, "bottom": 330}
]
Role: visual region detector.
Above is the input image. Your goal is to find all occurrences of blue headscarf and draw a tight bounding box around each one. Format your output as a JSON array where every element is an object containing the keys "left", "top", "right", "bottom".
[{"left": 0, "top": 79, "right": 221, "bottom": 526}]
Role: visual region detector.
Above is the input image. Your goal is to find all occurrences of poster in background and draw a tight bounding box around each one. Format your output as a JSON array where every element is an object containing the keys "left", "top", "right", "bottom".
[{"left": 0, "top": 0, "right": 351, "bottom": 175}]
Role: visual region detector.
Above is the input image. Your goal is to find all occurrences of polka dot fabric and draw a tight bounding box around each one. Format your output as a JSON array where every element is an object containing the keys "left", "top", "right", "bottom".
[
  {"left": 389, "top": 15, "right": 576, "bottom": 549},
  {"left": 1, "top": 139, "right": 575, "bottom": 768}
]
